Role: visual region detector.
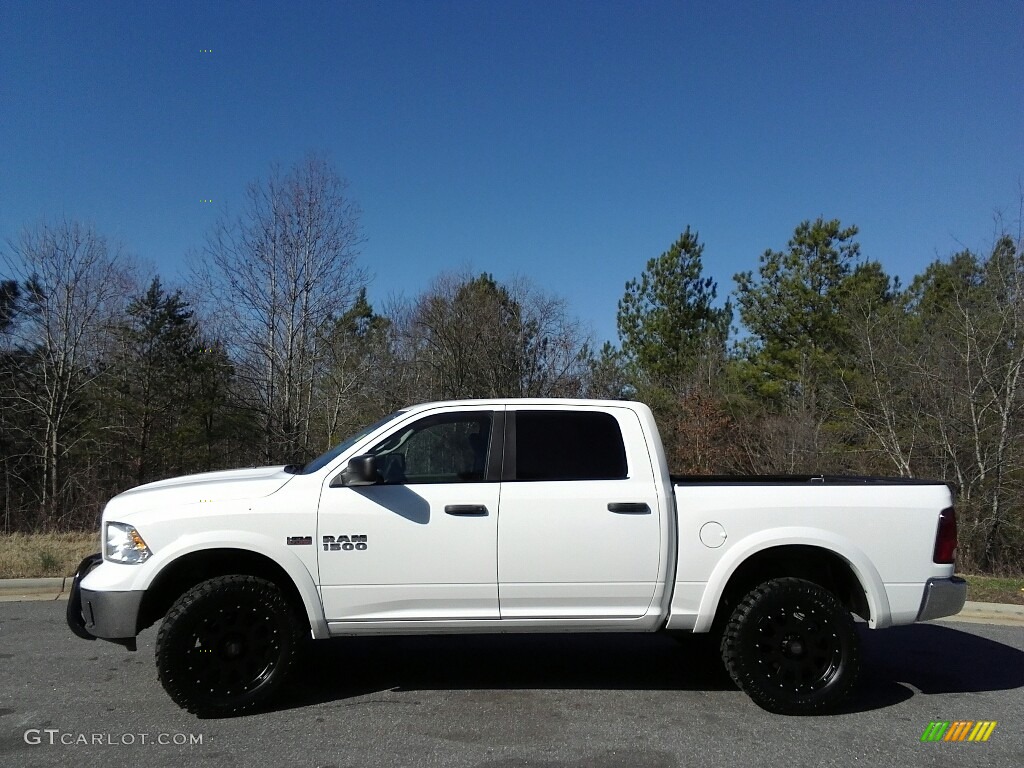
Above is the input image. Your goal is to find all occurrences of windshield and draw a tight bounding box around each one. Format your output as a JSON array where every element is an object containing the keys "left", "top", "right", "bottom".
[{"left": 299, "top": 411, "right": 406, "bottom": 475}]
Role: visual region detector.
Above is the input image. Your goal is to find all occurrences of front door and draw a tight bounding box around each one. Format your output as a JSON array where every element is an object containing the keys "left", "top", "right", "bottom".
[{"left": 318, "top": 407, "right": 502, "bottom": 621}]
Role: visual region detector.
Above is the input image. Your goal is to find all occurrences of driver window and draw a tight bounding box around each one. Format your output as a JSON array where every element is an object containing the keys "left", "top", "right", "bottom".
[{"left": 368, "top": 412, "right": 492, "bottom": 484}]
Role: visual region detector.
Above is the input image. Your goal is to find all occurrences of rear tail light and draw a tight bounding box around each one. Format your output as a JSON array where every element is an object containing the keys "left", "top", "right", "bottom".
[{"left": 933, "top": 507, "right": 958, "bottom": 564}]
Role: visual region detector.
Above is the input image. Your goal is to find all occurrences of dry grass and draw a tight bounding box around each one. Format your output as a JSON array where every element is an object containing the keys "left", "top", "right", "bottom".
[
  {"left": 961, "top": 574, "right": 1024, "bottom": 606},
  {"left": 0, "top": 532, "right": 100, "bottom": 579}
]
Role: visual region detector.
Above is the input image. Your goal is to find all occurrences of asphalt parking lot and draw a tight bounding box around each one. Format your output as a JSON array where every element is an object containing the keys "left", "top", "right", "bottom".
[{"left": 1, "top": 600, "right": 1021, "bottom": 768}]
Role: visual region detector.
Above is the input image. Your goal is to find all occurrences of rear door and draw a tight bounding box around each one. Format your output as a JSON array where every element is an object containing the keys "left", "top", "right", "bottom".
[{"left": 497, "top": 406, "right": 661, "bottom": 619}]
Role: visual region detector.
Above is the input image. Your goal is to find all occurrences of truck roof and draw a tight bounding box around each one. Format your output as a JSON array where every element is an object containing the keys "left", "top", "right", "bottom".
[{"left": 406, "top": 397, "right": 644, "bottom": 411}]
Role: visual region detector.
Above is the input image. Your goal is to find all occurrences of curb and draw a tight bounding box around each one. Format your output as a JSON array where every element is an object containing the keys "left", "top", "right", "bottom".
[
  {"left": 945, "top": 600, "right": 1024, "bottom": 625},
  {"left": 0, "top": 576, "right": 68, "bottom": 602}
]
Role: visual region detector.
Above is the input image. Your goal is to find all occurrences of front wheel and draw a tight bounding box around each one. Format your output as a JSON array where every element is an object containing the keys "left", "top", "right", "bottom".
[
  {"left": 156, "top": 575, "right": 303, "bottom": 717},
  {"left": 721, "top": 577, "right": 860, "bottom": 715}
]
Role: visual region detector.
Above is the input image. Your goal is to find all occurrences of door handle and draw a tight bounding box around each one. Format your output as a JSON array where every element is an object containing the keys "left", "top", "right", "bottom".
[
  {"left": 445, "top": 504, "right": 489, "bottom": 516},
  {"left": 607, "top": 502, "right": 650, "bottom": 514}
]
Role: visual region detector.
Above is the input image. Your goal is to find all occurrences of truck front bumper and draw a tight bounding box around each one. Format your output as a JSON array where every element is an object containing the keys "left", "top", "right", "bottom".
[
  {"left": 66, "top": 554, "right": 142, "bottom": 650},
  {"left": 916, "top": 576, "right": 968, "bottom": 622}
]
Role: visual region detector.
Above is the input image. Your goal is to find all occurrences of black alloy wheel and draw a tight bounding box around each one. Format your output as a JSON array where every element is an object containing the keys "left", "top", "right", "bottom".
[
  {"left": 721, "top": 577, "right": 860, "bottom": 715},
  {"left": 156, "top": 575, "right": 303, "bottom": 717}
]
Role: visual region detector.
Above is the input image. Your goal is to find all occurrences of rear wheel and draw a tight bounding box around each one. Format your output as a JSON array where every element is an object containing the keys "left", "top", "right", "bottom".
[
  {"left": 721, "top": 577, "right": 860, "bottom": 715},
  {"left": 156, "top": 575, "right": 302, "bottom": 717}
]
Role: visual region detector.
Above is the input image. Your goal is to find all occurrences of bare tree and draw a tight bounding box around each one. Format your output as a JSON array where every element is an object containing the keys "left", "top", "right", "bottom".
[
  {"left": 314, "top": 288, "right": 399, "bottom": 446},
  {"left": 396, "top": 271, "right": 590, "bottom": 401},
  {"left": 1, "top": 220, "right": 132, "bottom": 527},
  {"left": 915, "top": 237, "right": 1024, "bottom": 571},
  {"left": 840, "top": 297, "right": 921, "bottom": 477},
  {"left": 198, "top": 155, "right": 366, "bottom": 462},
  {"left": 841, "top": 233, "right": 1024, "bottom": 572}
]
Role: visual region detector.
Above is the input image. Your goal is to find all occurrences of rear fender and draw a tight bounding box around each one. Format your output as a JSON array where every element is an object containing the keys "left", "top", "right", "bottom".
[{"left": 693, "top": 527, "right": 891, "bottom": 632}]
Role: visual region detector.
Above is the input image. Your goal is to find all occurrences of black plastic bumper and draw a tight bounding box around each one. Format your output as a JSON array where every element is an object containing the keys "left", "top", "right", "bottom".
[
  {"left": 916, "top": 576, "right": 969, "bottom": 621},
  {"left": 66, "top": 553, "right": 102, "bottom": 640},
  {"left": 66, "top": 553, "right": 141, "bottom": 651}
]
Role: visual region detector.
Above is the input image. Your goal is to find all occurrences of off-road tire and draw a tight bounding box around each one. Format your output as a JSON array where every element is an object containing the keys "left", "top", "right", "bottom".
[
  {"left": 721, "top": 577, "right": 860, "bottom": 715},
  {"left": 156, "top": 575, "right": 302, "bottom": 718}
]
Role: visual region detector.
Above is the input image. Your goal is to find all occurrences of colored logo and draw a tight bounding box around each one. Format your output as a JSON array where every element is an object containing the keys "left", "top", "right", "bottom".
[{"left": 920, "top": 721, "right": 997, "bottom": 742}]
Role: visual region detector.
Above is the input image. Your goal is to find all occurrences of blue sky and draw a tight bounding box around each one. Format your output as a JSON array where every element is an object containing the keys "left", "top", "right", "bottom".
[{"left": 2, "top": 0, "right": 1021, "bottom": 345}]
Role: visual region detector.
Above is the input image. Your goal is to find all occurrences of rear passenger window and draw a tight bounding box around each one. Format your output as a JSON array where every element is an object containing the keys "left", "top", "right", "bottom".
[{"left": 514, "top": 411, "right": 627, "bottom": 481}]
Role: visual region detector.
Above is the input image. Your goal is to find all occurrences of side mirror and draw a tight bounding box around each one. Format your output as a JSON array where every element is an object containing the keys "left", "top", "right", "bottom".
[{"left": 331, "top": 454, "right": 378, "bottom": 487}]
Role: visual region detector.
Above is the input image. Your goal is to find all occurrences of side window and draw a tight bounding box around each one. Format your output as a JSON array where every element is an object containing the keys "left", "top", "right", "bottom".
[
  {"left": 514, "top": 411, "right": 627, "bottom": 481},
  {"left": 368, "top": 412, "right": 492, "bottom": 484}
]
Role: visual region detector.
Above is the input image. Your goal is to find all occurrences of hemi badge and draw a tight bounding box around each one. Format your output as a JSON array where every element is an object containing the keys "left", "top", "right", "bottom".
[{"left": 286, "top": 536, "right": 313, "bottom": 546}]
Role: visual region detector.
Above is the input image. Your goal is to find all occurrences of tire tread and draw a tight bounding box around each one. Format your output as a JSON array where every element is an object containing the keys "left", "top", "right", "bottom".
[
  {"left": 156, "top": 574, "right": 301, "bottom": 718},
  {"left": 721, "top": 577, "right": 860, "bottom": 715}
]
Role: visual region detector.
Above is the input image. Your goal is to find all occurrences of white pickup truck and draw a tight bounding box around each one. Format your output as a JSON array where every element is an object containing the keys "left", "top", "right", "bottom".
[{"left": 67, "top": 398, "right": 966, "bottom": 717}]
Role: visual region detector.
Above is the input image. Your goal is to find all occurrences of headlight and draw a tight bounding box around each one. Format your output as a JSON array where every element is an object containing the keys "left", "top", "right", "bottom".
[{"left": 104, "top": 522, "right": 152, "bottom": 564}]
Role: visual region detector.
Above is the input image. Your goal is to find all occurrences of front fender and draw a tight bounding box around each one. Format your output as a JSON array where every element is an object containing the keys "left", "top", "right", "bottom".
[
  {"left": 692, "top": 527, "right": 892, "bottom": 632},
  {"left": 82, "top": 531, "right": 329, "bottom": 640}
]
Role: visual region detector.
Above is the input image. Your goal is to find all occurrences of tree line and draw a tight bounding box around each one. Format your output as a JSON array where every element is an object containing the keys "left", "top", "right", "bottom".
[{"left": 2, "top": 156, "right": 1021, "bottom": 574}]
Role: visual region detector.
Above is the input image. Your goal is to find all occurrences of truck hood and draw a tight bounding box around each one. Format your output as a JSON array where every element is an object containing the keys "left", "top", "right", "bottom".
[{"left": 104, "top": 466, "right": 296, "bottom": 517}]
